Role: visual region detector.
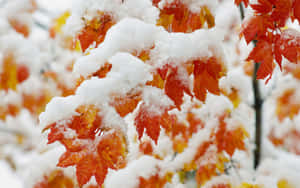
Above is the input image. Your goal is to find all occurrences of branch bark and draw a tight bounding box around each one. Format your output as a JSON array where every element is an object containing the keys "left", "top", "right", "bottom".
[{"left": 239, "top": 3, "right": 262, "bottom": 169}]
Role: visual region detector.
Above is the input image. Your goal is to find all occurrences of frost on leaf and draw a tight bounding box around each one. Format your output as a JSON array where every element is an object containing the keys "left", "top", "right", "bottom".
[
  {"left": 162, "top": 65, "right": 192, "bottom": 109},
  {"left": 46, "top": 105, "right": 127, "bottom": 186},
  {"left": 215, "top": 115, "right": 249, "bottom": 156},
  {"left": 238, "top": 0, "right": 300, "bottom": 83},
  {"left": 134, "top": 102, "right": 170, "bottom": 144},
  {"left": 276, "top": 89, "right": 300, "bottom": 122},
  {"left": 276, "top": 29, "right": 300, "bottom": 64},
  {"left": 77, "top": 12, "right": 115, "bottom": 52},
  {"left": 33, "top": 170, "right": 74, "bottom": 188},
  {"left": 138, "top": 172, "right": 170, "bottom": 188},
  {"left": 110, "top": 91, "right": 142, "bottom": 117},
  {"left": 156, "top": 0, "right": 215, "bottom": 33}
]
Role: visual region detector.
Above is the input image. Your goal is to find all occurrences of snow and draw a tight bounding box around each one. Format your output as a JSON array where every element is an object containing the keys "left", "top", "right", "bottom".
[
  {"left": 104, "top": 156, "right": 163, "bottom": 188},
  {"left": 73, "top": 18, "right": 160, "bottom": 77},
  {"left": 2, "top": 0, "right": 300, "bottom": 187},
  {"left": 39, "top": 96, "right": 80, "bottom": 127},
  {"left": 63, "top": 0, "right": 159, "bottom": 36},
  {"left": 0, "top": 161, "right": 23, "bottom": 188},
  {"left": 169, "top": 129, "right": 210, "bottom": 171},
  {"left": 158, "top": 0, "right": 218, "bottom": 13}
]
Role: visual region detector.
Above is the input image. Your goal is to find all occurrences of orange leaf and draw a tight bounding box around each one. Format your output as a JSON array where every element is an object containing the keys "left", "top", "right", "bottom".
[
  {"left": 164, "top": 66, "right": 191, "bottom": 109},
  {"left": 111, "top": 91, "right": 141, "bottom": 117},
  {"left": 138, "top": 173, "right": 169, "bottom": 188},
  {"left": 293, "top": 0, "right": 300, "bottom": 23},
  {"left": 250, "top": 0, "right": 272, "bottom": 14},
  {"left": 196, "top": 163, "right": 217, "bottom": 185},
  {"left": 241, "top": 15, "right": 273, "bottom": 44},
  {"left": 234, "top": 0, "right": 249, "bottom": 7},
  {"left": 247, "top": 39, "right": 274, "bottom": 82},
  {"left": 17, "top": 64, "right": 29, "bottom": 83},
  {"left": 193, "top": 58, "right": 225, "bottom": 102},
  {"left": 215, "top": 115, "right": 249, "bottom": 156},
  {"left": 9, "top": 19, "right": 30, "bottom": 37},
  {"left": 276, "top": 29, "right": 300, "bottom": 64},
  {"left": 77, "top": 13, "right": 115, "bottom": 52},
  {"left": 135, "top": 103, "right": 162, "bottom": 143},
  {"left": 34, "top": 170, "right": 74, "bottom": 188}
]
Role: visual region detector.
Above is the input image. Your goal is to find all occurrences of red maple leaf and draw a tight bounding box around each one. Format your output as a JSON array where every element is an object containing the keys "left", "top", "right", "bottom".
[
  {"left": 134, "top": 103, "right": 162, "bottom": 143},
  {"left": 241, "top": 15, "right": 273, "bottom": 44},
  {"left": 234, "top": 0, "right": 249, "bottom": 7},
  {"left": 77, "top": 13, "right": 114, "bottom": 52},
  {"left": 57, "top": 131, "right": 126, "bottom": 186},
  {"left": 293, "top": 0, "right": 300, "bottom": 23},
  {"left": 134, "top": 102, "right": 174, "bottom": 143},
  {"left": 215, "top": 115, "right": 248, "bottom": 156},
  {"left": 250, "top": 0, "right": 272, "bottom": 14},
  {"left": 193, "top": 58, "right": 225, "bottom": 102},
  {"left": 46, "top": 105, "right": 127, "bottom": 186},
  {"left": 164, "top": 66, "right": 192, "bottom": 109},
  {"left": 276, "top": 29, "right": 300, "bottom": 64},
  {"left": 270, "top": 0, "right": 293, "bottom": 27},
  {"left": 247, "top": 39, "right": 274, "bottom": 82}
]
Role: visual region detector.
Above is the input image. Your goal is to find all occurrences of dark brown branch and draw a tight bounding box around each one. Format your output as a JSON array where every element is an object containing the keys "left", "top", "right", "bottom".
[
  {"left": 253, "top": 60, "right": 262, "bottom": 168},
  {"left": 239, "top": 4, "right": 262, "bottom": 169}
]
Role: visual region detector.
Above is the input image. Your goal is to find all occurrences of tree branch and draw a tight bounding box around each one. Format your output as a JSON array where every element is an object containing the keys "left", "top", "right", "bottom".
[{"left": 239, "top": 3, "right": 262, "bottom": 169}]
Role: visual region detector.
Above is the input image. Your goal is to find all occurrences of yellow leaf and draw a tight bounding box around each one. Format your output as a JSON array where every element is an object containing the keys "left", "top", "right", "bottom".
[{"left": 277, "top": 179, "right": 295, "bottom": 188}]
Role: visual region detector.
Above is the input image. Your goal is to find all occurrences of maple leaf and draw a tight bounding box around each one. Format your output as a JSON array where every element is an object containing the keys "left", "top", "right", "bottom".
[
  {"left": 22, "top": 91, "right": 52, "bottom": 116},
  {"left": 77, "top": 13, "right": 115, "bottom": 52},
  {"left": 236, "top": 183, "right": 262, "bottom": 188},
  {"left": 46, "top": 105, "right": 127, "bottom": 186},
  {"left": 57, "top": 131, "right": 127, "bottom": 186},
  {"left": 270, "top": 0, "right": 293, "bottom": 27},
  {"left": 0, "top": 53, "right": 17, "bottom": 91},
  {"left": 234, "top": 0, "right": 249, "bottom": 7},
  {"left": 215, "top": 115, "right": 249, "bottom": 156},
  {"left": 139, "top": 140, "right": 153, "bottom": 155},
  {"left": 134, "top": 103, "right": 162, "bottom": 143},
  {"left": 293, "top": 0, "right": 300, "bottom": 23},
  {"left": 9, "top": 19, "right": 30, "bottom": 37},
  {"left": 193, "top": 58, "right": 225, "bottom": 102},
  {"left": 241, "top": 15, "right": 273, "bottom": 44},
  {"left": 157, "top": 1, "right": 214, "bottom": 33},
  {"left": 138, "top": 172, "right": 171, "bottom": 188},
  {"left": 276, "top": 89, "right": 300, "bottom": 122},
  {"left": 277, "top": 179, "right": 295, "bottom": 188},
  {"left": 146, "top": 71, "right": 164, "bottom": 89},
  {"left": 34, "top": 170, "right": 74, "bottom": 188},
  {"left": 186, "top": 112, "right": 204, "bottom": 136},
  {"left": 17, "top": 64, "right": 29, "bottom": 83},
  {"left": 211, "top": 184, "right": 232, "bottom": 188},
  {"left": 152, "top": 0, "right": 161, "bottom": 7},
  {"left": 276, "top": 29, "right": 300, "bottom": 64},
  {"left": 92, "top": 63, "right": 112, "bottom": 78},
  {"left": 247, "top": 39, "right": 274, "bottom": 82},
  {"left": 164, "top": 66, "right": 192, "bottom": 109},
  {"left": 110, "top": 91, "right": 141, "bottom": 117},
  {"left": 49, "top": 11, "right": 70, "bottom": 38},
  {"left": 196, "top": 163, "right": 217, "bottom": 185},
  {"left": 250, "top": 0, "right": 272, "bottom": 14},
  {"left": 134, "top": 101, "right": 174, "bottom": 144}
]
